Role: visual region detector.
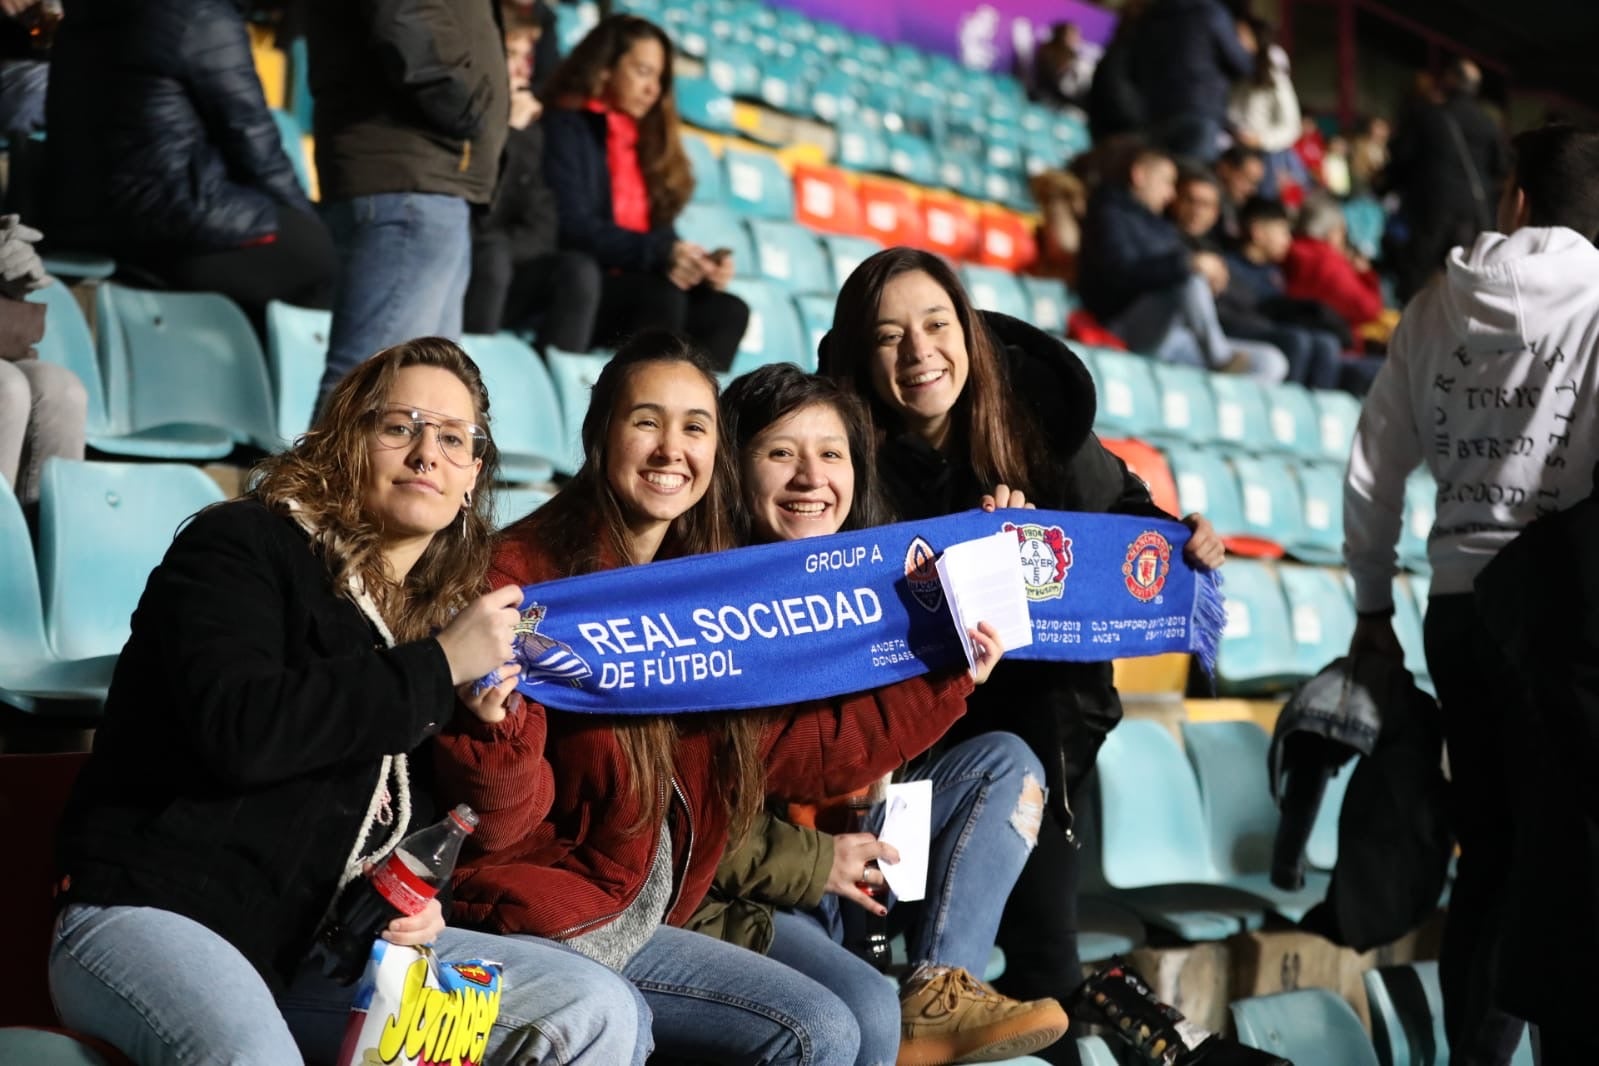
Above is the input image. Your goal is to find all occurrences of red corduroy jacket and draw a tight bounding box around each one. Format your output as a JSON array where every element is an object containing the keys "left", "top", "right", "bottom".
[
  {"left": 434, "top": 528, "right": 974, "bottom": 941},
  {"left": 1284, "top": 236, "right": 1384, "bottom": 334}
]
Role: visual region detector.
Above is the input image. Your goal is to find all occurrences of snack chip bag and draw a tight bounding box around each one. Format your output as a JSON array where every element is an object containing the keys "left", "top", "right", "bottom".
[{"left": 335, "top": 941, "right": 504, "bottom": 1066}]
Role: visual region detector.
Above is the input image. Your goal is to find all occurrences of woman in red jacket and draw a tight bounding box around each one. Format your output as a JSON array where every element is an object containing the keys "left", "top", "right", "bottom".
[{"left": 434, "top": 330, "right": 1000, "bottom": 1066}]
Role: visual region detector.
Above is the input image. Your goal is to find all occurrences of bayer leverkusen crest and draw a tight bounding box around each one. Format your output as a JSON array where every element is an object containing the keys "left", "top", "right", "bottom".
[
  {"left": 1004, "top": 522, "right": 1073, "bottom": 602},
  {"left": 1122, "top": 531, "right": 1172, "bottom": 603}
]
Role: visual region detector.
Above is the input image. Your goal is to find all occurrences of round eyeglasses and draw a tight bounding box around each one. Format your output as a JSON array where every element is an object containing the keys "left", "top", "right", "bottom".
[{"left": 371, "top": 407, "right": 489, "bottom": 467}]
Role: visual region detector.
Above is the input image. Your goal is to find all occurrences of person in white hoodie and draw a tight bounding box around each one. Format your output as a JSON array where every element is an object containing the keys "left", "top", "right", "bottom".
[{"left": 1344, "top": 123, "right": 1599, "bottom": 1065}]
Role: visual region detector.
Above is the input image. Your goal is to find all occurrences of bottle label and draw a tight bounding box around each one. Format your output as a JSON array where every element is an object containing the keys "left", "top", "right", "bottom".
[{"left": 371, "top": 854, "right": 436, "bottom": 916}]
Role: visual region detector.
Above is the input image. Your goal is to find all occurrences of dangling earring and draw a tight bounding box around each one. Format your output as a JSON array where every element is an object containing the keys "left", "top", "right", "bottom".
[
  {"left": 463, "top": 489, "right": 472, "bottom": 509},
  {"left": 460, "top": 489, "right": 473, "bottom": 534}
]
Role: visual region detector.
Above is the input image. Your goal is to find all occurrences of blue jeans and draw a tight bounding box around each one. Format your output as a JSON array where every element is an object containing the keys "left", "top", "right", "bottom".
[
  {"left": 49, "top": 903, "right": 648, "bottom": 1066},
  {"left": 1111, "top": 277, "right": 1288, "bottom": 384},
  {"left": 766, "top": 909, "right": 900, "bottom": 1066},
  {"left": 597, "top": 924, "right": 861, "bottom": 1065},
  {"left": 319, "top": 192, "right": 472, "bottom": 400}
]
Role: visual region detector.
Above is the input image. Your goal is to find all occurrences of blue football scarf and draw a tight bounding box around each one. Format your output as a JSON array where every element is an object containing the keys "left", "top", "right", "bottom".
[{"left": 500, "top": 509, "right": 1224, "bottom": 715}]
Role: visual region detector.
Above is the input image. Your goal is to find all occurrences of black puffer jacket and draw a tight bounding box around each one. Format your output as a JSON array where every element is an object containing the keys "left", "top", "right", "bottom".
[
  {"left": 43, "top": 0, "right": 309, "bottom": 255},
  {"left": 874, "top": 313, "right": 1171, "bottom": 819}
]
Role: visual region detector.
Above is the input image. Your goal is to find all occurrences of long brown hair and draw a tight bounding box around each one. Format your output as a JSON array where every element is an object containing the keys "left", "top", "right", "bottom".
[
  {"left": 251, "top": 338, "right": 500, "bottom": 643},
  {"left": 544, "top": 14, "right": 695, "bottom": 226},
  {"left": 821, "top": 246, "right": 1039, "bottom": 494},
  {"left": 502, "top": 331, "right": 768, "bottom": 841}
]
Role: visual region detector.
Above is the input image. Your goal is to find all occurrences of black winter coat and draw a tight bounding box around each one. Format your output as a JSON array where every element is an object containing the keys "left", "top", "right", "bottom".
[
  {"left": 56, "top": 501, "right": 455, "bottom": 992},
  {"left": 1078, "top": 185, "right": 1193, "bottom": 322},
  {"left": 879, "top": 313, "right": 1170, "bottom": 820},
  {"left": 1133, "top": 0, "right": 1254, "bottom": 126},
  {"left": 43, "top": 0, "right": 310, "bottom": 254},
  {"left": 472, "top": 122, "right": 558, "bottom": 263},
  {"left": 1388, "top": 91, "right": 1508, "bottom": 227},
  {"left": 542, "top": 106, "right": 678, "bottom": 273}
]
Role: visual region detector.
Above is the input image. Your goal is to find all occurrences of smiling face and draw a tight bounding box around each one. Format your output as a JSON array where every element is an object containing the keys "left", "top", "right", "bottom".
[
  {"left": 604, "top": 360, "right": 718, "bottom": 560},
  {"left": 363, "top": 365, "right": 483, "bottom": 574},
  {"left": 742, "top": 402, "right": 856, "bottom": 543},
  {"left": 1173, "top": 178, "right": 1221, "bottom": 238},
  {"left": 868, "top": 270, "right": 970, "bottom": 449},
  {"left": 604, "top": 34, "right": 665, "bottom": 119}
]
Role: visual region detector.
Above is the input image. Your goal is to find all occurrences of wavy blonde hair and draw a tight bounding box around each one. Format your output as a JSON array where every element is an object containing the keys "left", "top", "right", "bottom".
[{"left": 251, "top": 338, "right": 500, "bottom": 643}]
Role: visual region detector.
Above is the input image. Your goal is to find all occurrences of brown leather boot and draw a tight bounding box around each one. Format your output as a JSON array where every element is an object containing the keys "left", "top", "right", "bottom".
[{"left": 897, "top": 964, "right": 1070, "bottom": 1065}]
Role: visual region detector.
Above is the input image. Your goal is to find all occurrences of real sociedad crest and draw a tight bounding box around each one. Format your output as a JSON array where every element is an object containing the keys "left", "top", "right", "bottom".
[
  {"left": 513, "top": 603, "right": 593, "bottom": 686},
  {"left": 903, "top": 535, "right": 944, "bottom": 613},
  {"left": 1003, "top": 521, "right": 1072, "bottom": 602}
]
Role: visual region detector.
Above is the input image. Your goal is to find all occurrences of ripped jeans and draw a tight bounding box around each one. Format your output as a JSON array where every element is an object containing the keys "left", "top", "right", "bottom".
[{"left": 829, "top": 732, "right": 1046, "bottom": 977}]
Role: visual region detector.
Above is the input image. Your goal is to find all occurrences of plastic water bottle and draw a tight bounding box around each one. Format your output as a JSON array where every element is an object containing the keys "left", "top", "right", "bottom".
[{"left": 844, "top": 780, "right": 892, "bottom": 972}]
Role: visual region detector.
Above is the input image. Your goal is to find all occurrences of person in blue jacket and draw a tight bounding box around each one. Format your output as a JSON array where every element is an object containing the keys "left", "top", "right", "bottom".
[{"left": 1133, "top": 0, "right": 1257, "bottom": 162}]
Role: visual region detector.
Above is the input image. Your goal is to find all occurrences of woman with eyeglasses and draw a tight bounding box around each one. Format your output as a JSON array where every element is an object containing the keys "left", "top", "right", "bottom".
[{"left": 49, "top": 338, "right": 648, "bottom": 1066}]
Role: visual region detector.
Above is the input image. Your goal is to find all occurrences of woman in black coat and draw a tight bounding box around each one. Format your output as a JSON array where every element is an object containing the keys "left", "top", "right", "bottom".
[
  {"left": 49, "top": 338, "right": 645, "bottom": 1065},
  {"left": 43, "top": 0, "right": 332, "bottom": 319},
  {"left": 821, "top": 246, "right": 1224, "bottom": 1065}
]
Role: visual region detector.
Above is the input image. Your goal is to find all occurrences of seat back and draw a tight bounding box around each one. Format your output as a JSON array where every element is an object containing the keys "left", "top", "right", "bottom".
[
  {"left": 1264, "top": 382, "right": 1322, "bottom": 459},
  {"left": 97, "top": 285, "right": 277, "bottom": 455},
  {"left": 1019, "top": 276, "right": 1071, "bottom": 335},
  {"left": 885, "top": 132, "right": 939, "bottom": 187},
  {"left": 675, "top": 73, "right": 737, "bottom": 133},
  {"left": 856, "top": 176, "right": 925, "bottom": 249},
  {"left": 1290, "top": 460, "right": 1346, "bottom": 565},
  {"left": 1208, "top": 375, "right": 1274, "bottom": 454},
  {"left": 1392, "top": 574, "right": 1432, "bottom": 693},
  {"left": 491, "top": 486, "right": 554, "bottom": 531},
  {"left": 1306, "top": 757, "right": 1354, "bottom": 872},
  {"left": 1094, "top": 719, "right": 1218, "bottom": 888},
  {"left": 726, "top": 278, "right": 812, "bottom": 375},
  {"left": 1165, "top": 447, "right": 1247, "bottom": 542},
  {"left": 1085, "top": 348, "right": 1160, "bottom": 438},
  {"left": 818, "top": 234, "right": 880, "bottom": 290},
  {"left": 722, "top": 144, "right": 794, "bottom": 220},
  {"left": 676, "top": 204, "right": 756, "bottom": 272},
  {"left": 919, "top": 194, "right": 979, "bottom": 263},
  {"left": 1180, "top": 719, "right": 1277, "bottom": 878},
  {"left": 264, "top": 300, "right": 331, "bottom": 446},
  {"left": 1100, "top": 438, "right": 1180, "bottom": 517},
  {"left": 1401, "top": 470, "right": 1435, "bottom": 572},
  {"left": 270, "top": 109, "right": 312, "bottom": 195},
  {"left": 1312, "top": 389, "right": 1363, "bottom": 463},
  {"left": 1231, "top": 455, "right": 1307, "bottom": 549},
  {"left": 747, "top": 220, "right": 831, "bottom": 294},
  {"left": 1214, "top": 559, "right": 1300, "bottom": 695},
  {"left": 458, "top": 333, "right": 566, "bottom": 483},
  {"left": 1364, "top": 961, "right": 1447, "bottom": 1066},
  {"left": 1076, "top": 1035, "right": 1121, "bottom": 1066},
  {"left": 0, "top": 477, "right": 57, "bottom": 695},
  {"left": 543, "top": 348, "right": 613, "bottom": 475},
  {"left": 1149, "top": 362, "right": 1221, "bottom": 445},
  {"left": 958, "top": 264, "right": 1030, "bottom": 322},
  {"left": 683, "top": 131, "right": 725, "bottom": 205},
  {"left": 3, "top": 752, "right": 88, "bottom": 1027},
  {"left": 1276, "top": 564, "right": 1358, "bottom": 679},
  {"left": 793, "top": 294, "right": 835, "bottom": 364},
  {"left": 31, "top": 281, "right": 112, "bottom": 437},
  {"left": 38, "top": 459, "right": 227, "bottom": 662},
  {"left": 792, "top": 164, "right": 864, "bottom": 237},
  {"left": 833, "top": 115, "right": 892, "bottom": 173},
  {"left": 975, "top": 208, "right": 1037, "bottom": 272},
  {"left": 1230, "top": 989, "right": 1381, "bottom": 1066}
]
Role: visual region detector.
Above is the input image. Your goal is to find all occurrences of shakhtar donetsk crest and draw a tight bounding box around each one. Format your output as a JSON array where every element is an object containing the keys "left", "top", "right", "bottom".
[
  {"left": 1122, "top": 532, "right": 1172, "bottom": 602},
  {"left": 1003, "top": 522, "right": 1072, "bottom": 602},
  {"left": 903, "top": 535, "right": 944, "bottom": 613}
]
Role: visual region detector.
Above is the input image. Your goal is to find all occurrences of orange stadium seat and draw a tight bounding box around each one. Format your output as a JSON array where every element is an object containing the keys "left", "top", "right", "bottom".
[
  {"left": 976, "top": 207, "right": 1038, "bottom": 272},
  {"left": 856, "top": 176, "right": 925, "bottom": 250},
  {"left": 919, "top": 193, "right": 980, "bottom": 262},
  {"left": 1101, "top": 438, "right": 1182, "bottom": 518},
  {"left": 791, "top": 163, "right": 863, "bottom": 237}
]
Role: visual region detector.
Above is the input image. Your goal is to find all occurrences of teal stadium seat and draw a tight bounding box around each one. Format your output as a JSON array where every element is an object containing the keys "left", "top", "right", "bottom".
[
  {"left": 1364, "top": 961, "right": 1449, "bottom": 1066},
  {"left": 757, "top": 53, "right": 814, "bottom": 114},
  {"left": 1164, "top": 447, "right": 1249, "bottom": 545},
  {"left": 1214, "top": 559, "right": 1301, "bottom": 694},
  {"left": 1401, "top": 470, "right": 1435, "bottom": 573},
  {"left": 264, "top": 300, "right": 330, "bottom": 446},
  {"left": 1395, "top": 574, "right": 1433, "bottom": 694},
  {"left": 1018, "top": 276, "right": 1071, "bottom": 334},
  {"left": 676, "top": 204, "right": 756, "bottom": 273},
  {"left": 555, "top": 1, "right": 599, "bottom": 53},
  {"left": 1181, "top": 719, "right": 1332, "bottom": 920},
  {"left": 683, "top": 132, "right": 725, "bottom": 205},
  {"left": 721, "top": 145, "right": 793, "bottom": 220},
  {"left": 959, "top": 265, "right": 1030, "bottom": 322},
  {"left": 37, "top": 459, "right": 225, "bottom": 664},
  {"left": 1264, "top": 382, "right": 1323, "bottom": 459},
  {"left": 818, "top": 235, "right": 880, "bottom": 291},
  {"left": 747, "top": 220, "right": 831, "bottom": 294},
  {"left": 0, "top": 477, "right": 116, "bottom": 707},
  {"left": 270, "top": 109, "right": 311, "bottom": 195},
  {"left": 1090, "top": 720, "right": 1266, "bottom": 940},
  {"left": 1231, "top": 455, "right": 1308, "bottom": 549},
  {"left": 726, "top": 278, "right": 811, "bottom": 375},
  {"left": 793, "top": 294, "right": 834, "bottom": 362},
  {"left": 1289, "top": 461, "right": 1346, "bottom": 565},
  {"left": 885, "top": 132, "right": 939, "bottom": 187},
  {"left": 491, "top": 486, "right": 553, "bottom": 531},
  {"left": 675, "top": 74, "right": 737, "bottom": 133},
  {"left": 1148, "top": 362, "right": 1221, "bottom": 446},
  {"left": 1230, "top": 989, "right": 1380, "bottom": 1066},
  {"left": 1306, "top": 756, "right": 1354, "bottom": 872},
  {"left": 1075, "top": 1036, "right": 1119, "bottom": 1066},
  {"left": 938, "top": 151, "right": 987, "bottom": 200},
  {"left": 96, "top": 284, "right": 279, "bottom": 457},
  {"left": 833, "top": 115, "right": 891, "bottom": 173},
  {"left": 1083, "top": 348, "right": 1160, "bottom": 439},
  {"left": 808, "top": 67, "right": 861, "bottom": 124},
  {"left": 31, "top": 281, "right": 112, "bottom": 441},
  {"left": 543, "top": 348, "right": 612, "bottom": 476},
  {"left": 1277, "top": 564, "right": 1358, "bottom": 678},
  {"left": 705, "top": 43, "right": 761, "bottom": 97},
  {"left": 1313, "top": 388, "right": 1363, "bottom": 463},
  {"left": 458, "top": 333, "right": 564, "bottom": 484},
  {"left": 1208, "top": 375, "right": 1274, "bottom": 454}
]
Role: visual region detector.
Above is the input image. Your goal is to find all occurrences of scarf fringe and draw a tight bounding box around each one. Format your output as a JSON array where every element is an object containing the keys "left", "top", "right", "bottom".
[{"left": 1190, "top": 568, "right": 1227, "bottom": 680}]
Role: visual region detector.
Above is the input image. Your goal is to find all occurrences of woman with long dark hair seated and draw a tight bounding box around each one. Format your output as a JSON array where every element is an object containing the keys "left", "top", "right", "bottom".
[{"left": 541, "top": 16, "right": 749, "bottom": 370}]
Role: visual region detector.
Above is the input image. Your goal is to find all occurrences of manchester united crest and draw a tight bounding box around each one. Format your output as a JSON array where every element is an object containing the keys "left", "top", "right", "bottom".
[
  {"left": 1003, "top": 522, "right": 1073, "bottom": 602},
  {"left": 1122, "top": 531, "right": 1172, "bottom": 603}
]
